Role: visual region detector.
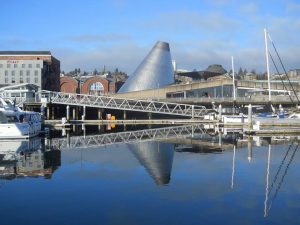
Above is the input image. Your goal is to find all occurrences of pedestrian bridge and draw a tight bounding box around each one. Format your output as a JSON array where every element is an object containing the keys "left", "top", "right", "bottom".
[
  {"left": 50, "top": 124, "right": 206, "bottom": 150},
  {"left": 41, "top": 91, "right": 208, "bottom": 118}
]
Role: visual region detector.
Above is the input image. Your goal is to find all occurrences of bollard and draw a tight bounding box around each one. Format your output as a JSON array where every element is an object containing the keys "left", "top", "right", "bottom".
[
  {"left": 218, "top": 104, "right": 222, "bottom": 121},
  {"left": 66, "top": 105, "right": 70, "bottom": 121},
  {"left": 248, "top": 104, "right": 253, "bottom": 129}
]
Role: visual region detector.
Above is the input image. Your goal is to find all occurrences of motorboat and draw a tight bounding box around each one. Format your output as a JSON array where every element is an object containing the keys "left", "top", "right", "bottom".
[{"left": 0, "top": 98, "right": 42, "bottom": 139}]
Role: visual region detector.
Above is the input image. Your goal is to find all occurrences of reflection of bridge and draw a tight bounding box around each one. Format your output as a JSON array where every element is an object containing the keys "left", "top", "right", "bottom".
[
  {"left": 41, "top": 91, "right": 207, "bottom": 118},
  {"left": 51, "top": 125, "right": 206, "bottom": 150}
]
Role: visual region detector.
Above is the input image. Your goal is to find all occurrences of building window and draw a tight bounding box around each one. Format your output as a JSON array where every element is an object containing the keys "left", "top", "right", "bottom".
[
  {"left": 26, "top": 77, "right": 30, "bottom": 83},
  {"left": 20, "top": 71, "right": 23, "bottom": 76},
  {"left": 89, "top": 82, "right": 104, "bottom": 95},
  {"left": 34, "top": 77, "right": 38, "bottom": 83},
  {"left": 28, "top": 64, "right": 32, "bottom": 68},
  {"left": 36, "top": 64, "right": 40, "bottom": 68},
  {"left": 22, "top": 64, "right": 25, "bottom": 68},
  {"left": 7, "top": 64, "right": 11, "bottom": 68},
  {"left": 14, "top": 64, "right": 17, "bottom": 68},
  {"left": 5, "top": 78, "right": 8, "bottom": 83},
  {"left": 34, "top": 70, "right": 38, "bottom": 76},
  {"left": 20, "top": 77, "right": 24, "bottom": 83},
  {"left": 26, "top": 70, "right": 30, "bottom": 76},
  {"left": 12, "top": 70, "right": 15, "bottom": 76},
  {"left": 5, "top": 70, "right": 8, "bottom": 76},
  {"left": 12, "top": 77, "right": 15, "bottom": 83}
]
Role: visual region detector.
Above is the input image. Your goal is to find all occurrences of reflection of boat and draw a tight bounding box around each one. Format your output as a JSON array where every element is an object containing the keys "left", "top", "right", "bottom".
[
  {"left": 0, "top": 138, "right": 61, "bottom": 179},
  {"left": 0, "top": 98, "right": 42, "bottom": 139}
]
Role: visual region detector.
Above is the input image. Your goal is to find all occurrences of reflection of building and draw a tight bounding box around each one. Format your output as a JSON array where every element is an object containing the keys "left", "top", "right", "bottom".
[
  {"left": 0, "top": 51, "right": 60, "bottom": 91},
  {"left": 0, "top": 138, "right": 61, "bottom": 179},
  {"left": 129, "top": 141, "right": 174, "bottom": 185},
  {"left": 118, "top": 41, "right": 174, "bottom": 93}
]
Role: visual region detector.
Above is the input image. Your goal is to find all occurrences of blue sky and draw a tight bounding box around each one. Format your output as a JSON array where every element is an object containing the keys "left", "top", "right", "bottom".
[{"left": 1, "top": 0, "right": 300, "bottom": 74}]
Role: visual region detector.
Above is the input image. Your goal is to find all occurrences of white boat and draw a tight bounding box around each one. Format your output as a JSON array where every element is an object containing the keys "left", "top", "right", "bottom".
[{"left": 0, "top": 98, "right": 42, "bottom": 139}]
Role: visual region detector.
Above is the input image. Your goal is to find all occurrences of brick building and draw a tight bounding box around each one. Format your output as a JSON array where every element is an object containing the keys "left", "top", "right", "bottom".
[
  {"left": 60, "top": 75, "right": 124, "bottom": 95},
  {"left": 0, "top": 51, "right": 60, "bottom": 91}
]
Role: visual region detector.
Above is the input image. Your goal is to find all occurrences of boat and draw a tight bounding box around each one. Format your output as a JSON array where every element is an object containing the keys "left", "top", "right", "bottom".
[{"left": 0, "top": 98, "right": 42, "bottom": 139}]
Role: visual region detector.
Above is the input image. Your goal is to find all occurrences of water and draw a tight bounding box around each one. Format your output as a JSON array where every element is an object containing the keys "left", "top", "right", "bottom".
[{"left": 0, "top": 125, "right": 300, "bottom": 225}]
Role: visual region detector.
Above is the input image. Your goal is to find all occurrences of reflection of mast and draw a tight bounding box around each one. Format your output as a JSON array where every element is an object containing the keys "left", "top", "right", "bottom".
[
  {"left": 264, "top": 144, "right": 271, "bottom": 217},
  {"left": 231, "top": 145, "right": 236, "bottom": 189},
  {"left": 264, "top": 143, "right": 299, "bottom": 217},
  {"left": 129, "top": 141, "right": 174, "bottom": 185}
]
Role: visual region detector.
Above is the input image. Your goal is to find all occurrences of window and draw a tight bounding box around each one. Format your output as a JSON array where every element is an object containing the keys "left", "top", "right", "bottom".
[
  {"left": 26, "top": 77, "right": 30, "bottom": 83},
  {"left": 14, "top": 64, "right": 17, "bottom": 68},
  {"left": 28, "top": 64, "right": 32, "bottom": 68},
  {"left": 20, "top": 77, "right": 24, "bottom": 83},
  {"left": 26, "top": 70, "right": 30, "bottom": 76},
  {"left": 36, "top": 64, "right": 40, "bottom": 68},
  {"left": 22, "top": 64, "right": 25, "bottom": 68},
  {"left": 34, "top": 77, "right": 38, "bottom": 83},
  {"left": 7, "top": 64, "right": 11, "bottom": 68},
  {"left": 4, "top": 78, "right": 8, "bottom": 83},
  {"left": 12, "top": 77, "right": 15, "bottom": 83},
  {"left": 34, "top": 70, "right": 38, "bottom": 76},
  {"left": 5, "top": 70, "right": 8, "bottom": 76},
  {"left": 12, "top": 70, "right": 15, "bottom": 76},
  {"left": 20, "top": 71, "right": 23, "bottom": 76}
]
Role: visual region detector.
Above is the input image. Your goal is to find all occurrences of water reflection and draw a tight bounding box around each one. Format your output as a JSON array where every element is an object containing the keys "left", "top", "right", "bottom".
[
  {"left": 1, "top": 125, "right": 300, "bottom": 223},
  {"left": 264, "top": 142, "right": 299, "bottom": 217},
  {"left": 128, "top": 141, "right": 174, "bottom": 185},
  {"left": 0, "top": 138, "right": 61, "bottom": 180}
]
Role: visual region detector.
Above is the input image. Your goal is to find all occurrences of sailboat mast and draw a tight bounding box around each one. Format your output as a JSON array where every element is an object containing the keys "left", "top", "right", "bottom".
[{"left": 264, "top": 28, "right": 272, "bottom": 102}]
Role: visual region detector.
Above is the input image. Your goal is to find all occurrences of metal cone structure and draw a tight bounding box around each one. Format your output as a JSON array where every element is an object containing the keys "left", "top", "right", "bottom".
[{"left": 118, "top": 41, "right": 174, "bottom": 93}]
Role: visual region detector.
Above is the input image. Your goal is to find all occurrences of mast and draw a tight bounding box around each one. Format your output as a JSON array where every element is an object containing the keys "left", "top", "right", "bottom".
[{"left": 264, "top": 28, "right": 272, "bottom": 102}]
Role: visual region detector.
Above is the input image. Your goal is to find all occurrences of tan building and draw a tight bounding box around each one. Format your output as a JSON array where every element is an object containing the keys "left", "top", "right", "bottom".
[{"left": 0, "top": 51, "right": 60, "bottom": 91}]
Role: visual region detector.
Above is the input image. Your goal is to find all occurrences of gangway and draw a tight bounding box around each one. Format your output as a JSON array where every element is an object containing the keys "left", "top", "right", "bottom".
[{"left": 41, "top": 91, "right": 207, "bottom": 118}]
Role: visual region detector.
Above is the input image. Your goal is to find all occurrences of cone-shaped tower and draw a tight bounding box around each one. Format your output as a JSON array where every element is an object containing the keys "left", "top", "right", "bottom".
[{"left": 118, "top": 41, "right": 174, "bottom": 93}]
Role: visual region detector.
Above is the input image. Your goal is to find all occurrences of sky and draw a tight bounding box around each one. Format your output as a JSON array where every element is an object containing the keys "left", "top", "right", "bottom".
[{"left": 0, "top": 0, "right": 300, "bottom": 74}]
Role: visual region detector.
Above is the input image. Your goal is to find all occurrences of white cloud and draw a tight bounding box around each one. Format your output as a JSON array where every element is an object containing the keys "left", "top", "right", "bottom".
[{"left": 66, "top": 33, "right": 133, "bottom": 43}]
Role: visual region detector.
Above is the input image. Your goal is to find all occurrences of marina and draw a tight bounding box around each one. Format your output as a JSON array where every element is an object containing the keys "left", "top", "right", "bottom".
[{"left": 0, "top": 125, "right": 300, "bottom": 224}]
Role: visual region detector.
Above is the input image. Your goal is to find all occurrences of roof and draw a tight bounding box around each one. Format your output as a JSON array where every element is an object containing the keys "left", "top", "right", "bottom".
[{"left": 0, "top": 51, "right": 51, "bottom": 55}]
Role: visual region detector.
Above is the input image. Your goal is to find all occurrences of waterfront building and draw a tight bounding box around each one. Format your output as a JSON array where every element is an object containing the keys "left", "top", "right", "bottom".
[
  {"left": 118, "top": 41, "right": 174, "bottom": 93},
  {"left": 60, "top": 75, "right": 124, "bottom": 95},
  {"left": 175, "top": 64, "right": 227, "bottom": 83},
  {"left": 0, "top": 51, "right": 60, "bottom": 91},
  {"left": 0, "top": 83, "right": 39, "bottom": 102}
]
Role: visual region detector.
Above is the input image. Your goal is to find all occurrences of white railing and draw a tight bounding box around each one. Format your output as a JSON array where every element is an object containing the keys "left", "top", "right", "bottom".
[{"left": 41, "top": 91, "right": 207, "bottom": 118}]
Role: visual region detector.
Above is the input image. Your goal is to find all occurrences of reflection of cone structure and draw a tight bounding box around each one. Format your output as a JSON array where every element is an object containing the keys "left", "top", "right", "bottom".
[
  {"left": 129, "top": 141, "right": 174, "bottom": 185},
  {"left": 118, "top": 41, "right": 174, "bottom": 93}
]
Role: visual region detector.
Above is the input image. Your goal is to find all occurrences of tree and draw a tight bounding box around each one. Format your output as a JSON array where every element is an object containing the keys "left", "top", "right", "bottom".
[
  {"left": 93, "top": 69, "right": 98, "bottom": 75},
  {"left": 238, "top": 67, "right": 243, "bottom": 76},
  {"left": 243, "top": 69, "right": 248, "bottom": 75},
  {"left": 250, "top": 69, "right": 256, "bottom": 74},
  {"left": 78, "top": 68, "right": 81, "bottom": 74}
]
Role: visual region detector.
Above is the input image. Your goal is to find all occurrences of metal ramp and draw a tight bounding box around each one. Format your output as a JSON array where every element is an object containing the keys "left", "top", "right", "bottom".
[
  {"left": 41, "top": 91, "right": 207, "bottom": 118},
  {"left": 50, "top": 125, "right": 206, "bottom": 150}
]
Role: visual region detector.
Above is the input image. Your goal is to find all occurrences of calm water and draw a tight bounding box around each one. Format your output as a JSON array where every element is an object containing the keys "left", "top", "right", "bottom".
[{"left": 0, "top": 125, "right": 300, "bottom": 225}]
